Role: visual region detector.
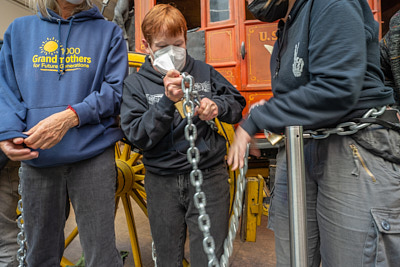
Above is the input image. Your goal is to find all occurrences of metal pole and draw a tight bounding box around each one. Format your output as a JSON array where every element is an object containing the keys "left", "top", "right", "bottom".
[{"left": 285, "top": 126, "right": 308, "bottom": 266}]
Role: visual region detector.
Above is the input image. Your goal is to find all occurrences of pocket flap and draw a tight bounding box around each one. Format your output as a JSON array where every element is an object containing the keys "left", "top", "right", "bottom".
[{"left": 371, "top": 208, "right": 400, "bottom": 234}]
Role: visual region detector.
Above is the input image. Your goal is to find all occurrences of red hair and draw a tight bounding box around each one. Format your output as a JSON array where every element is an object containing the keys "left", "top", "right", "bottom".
[{"left": 141, "top": 4, "right": 188, "bottom": 45}]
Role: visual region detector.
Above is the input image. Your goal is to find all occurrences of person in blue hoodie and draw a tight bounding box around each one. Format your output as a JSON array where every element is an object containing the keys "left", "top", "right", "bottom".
[
  {"left": 120, "top": 4, "right": 246, "bottom": 266},
  {"left": 228, "top": 0, "right": 400, "bottom": 266},
  {"left": 0, "top": 0, "right": 128, "bottom": 266}
]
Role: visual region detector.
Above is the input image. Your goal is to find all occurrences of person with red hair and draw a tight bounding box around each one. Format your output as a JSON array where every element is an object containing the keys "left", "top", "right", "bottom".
[{"left": 121, "top": 4, "right": 246, "bottom": 266}]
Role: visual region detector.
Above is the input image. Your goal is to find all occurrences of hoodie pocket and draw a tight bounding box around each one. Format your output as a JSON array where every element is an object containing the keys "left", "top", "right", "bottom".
[{"left": 363, "top": 208, "right": 400, "bottom": 266}]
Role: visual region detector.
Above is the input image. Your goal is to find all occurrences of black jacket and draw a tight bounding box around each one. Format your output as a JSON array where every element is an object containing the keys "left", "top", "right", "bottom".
[
  {"left": 242, "top": 0, "right": 394, "bottom": 135},
  {"left": 121, "top": 54, "right": 246, "bottom": 174},
  {"left": 380, "top": 9, "right": 400, "bottom": 108}
]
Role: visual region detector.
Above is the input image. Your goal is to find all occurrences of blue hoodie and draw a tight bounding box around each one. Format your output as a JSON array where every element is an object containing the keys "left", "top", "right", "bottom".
[
  {"left": 0, "top": 6, "right": 128, "bottom": 167},
  {"left": 241, "top": 0, "right": 394, "bottom": 135}
]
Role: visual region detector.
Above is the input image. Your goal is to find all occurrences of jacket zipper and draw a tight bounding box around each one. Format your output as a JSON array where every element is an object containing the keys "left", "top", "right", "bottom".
[{"left": 349, "top": 144, "right": 376, "bottom": 182}]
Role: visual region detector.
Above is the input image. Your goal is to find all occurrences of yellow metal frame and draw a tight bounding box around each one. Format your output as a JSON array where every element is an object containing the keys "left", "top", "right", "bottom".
[
  {"left": 128, "top": 52, "right": 146, "bottom": 68},
  {"left": 241, "top": 175, "right": 264, "bottom": 242}
]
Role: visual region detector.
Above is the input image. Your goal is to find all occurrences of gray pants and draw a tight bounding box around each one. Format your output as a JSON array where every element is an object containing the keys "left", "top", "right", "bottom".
[
  {"left": 145, "top": 164, "right": 230, "bottom": 267},
  {"left": 268, "top": 126, "right": 400, "bottom": 266},
  {"left": 20, "top": 146, "right": 122, "bottom": 267},
  {"left": 0, "top": 160, "right": 20, "bottom": 267}
]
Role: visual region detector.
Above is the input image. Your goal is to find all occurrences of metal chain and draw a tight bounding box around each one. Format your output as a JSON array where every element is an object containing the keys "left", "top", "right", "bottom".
[
  {"left": 17, "top": 167, "right": 27, "bottom": 267},
  {"left": 151, "top": 241, "right": 157, "bottom": 267},
  {"left": 303, "top": 106, "right": 386, "bottom": 139},
  {"left": 181, "top": 72, "right": 248, "bottom": 267},
  {"left": 100, "top": 0, "right": 110, "bottom": 15}
]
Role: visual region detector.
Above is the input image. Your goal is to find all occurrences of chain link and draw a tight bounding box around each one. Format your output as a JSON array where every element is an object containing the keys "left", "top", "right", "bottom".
[
  {"left": 181, "top": 72, "right": 248, "bottom": 267},
  {"left": 303, "top": 106, "right": 386, "bottom": 139},
  {"left": 151, "top": 240, "right": 157, "bottom": 266},
  {"left": 17, "top": 167, "right": 27, "bottom": 267}
]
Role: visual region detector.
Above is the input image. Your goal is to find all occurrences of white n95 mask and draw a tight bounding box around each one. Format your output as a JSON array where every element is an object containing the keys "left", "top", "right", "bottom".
[{"left": 150, "top": 45, "right": 186, "bottom": 75}]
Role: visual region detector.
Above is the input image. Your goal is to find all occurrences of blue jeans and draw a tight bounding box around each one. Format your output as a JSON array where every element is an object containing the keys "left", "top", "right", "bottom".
[
  {"left": 145, "top": 164, "right": 230, "bottom": 267},
  {"left": 20, "top": 146, "right": 122, "bottom": 267},
  {"left": 0, "top": 160, "right": 20, "bottom": 267},
  {"left": 268, "top": 126, "right": 400, "bottom": 266}
]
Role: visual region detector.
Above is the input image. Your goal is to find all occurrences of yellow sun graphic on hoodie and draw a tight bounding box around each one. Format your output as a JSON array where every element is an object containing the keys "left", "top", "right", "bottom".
[{"left": 40, "top": 37, "right": 59, "bottom": 55}]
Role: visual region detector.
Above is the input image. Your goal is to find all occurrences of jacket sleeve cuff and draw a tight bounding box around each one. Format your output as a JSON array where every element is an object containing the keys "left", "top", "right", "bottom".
[
  {"left": 157, "top": 94, "right": 177, "bottom": 115},
  {"left": 70, "top": 103, "right": 87, "bottom": 127},
  {"left": 0, "top": 131, "right": 28, "bottom": 142},
  {"left": 240, "top": 115, "right": 260, "bottom": 137}
]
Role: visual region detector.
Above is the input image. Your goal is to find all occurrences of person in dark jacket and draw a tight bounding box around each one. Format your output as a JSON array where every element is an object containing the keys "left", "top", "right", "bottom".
[
  {"left": 120, "top": 4, "right": 246, "bottom": 266},
  {"left": 228, "top": 0, "right": 399, "bottom": 266},
  {"left": 380, "top": 9, "right": 400, "bottom": 109},
  {"left": 0, "top": 0, "right": 128, "bottom": 265}
]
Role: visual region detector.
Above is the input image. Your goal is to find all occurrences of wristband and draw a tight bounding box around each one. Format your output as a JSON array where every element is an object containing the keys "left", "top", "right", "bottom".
[{"left": 67, "top": 105, "right": 77, "bottom": 115}]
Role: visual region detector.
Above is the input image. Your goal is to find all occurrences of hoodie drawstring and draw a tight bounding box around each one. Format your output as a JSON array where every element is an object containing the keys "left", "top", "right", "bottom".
[
  {"left": 57, "top": 19, "right": 62, "bottom": 78},
  {"left": 57, "top": 17, "right": 75, "bottom": 79},
  {"left": 274, "top": 16, "right": 290, "bottom": 79}
]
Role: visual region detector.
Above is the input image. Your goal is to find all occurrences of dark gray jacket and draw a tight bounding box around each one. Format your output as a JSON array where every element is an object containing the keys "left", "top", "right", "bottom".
[
  {"left": 121, "top": 54, "right": 246, "bottom": 175},
  {"left": 242, "top": 0, "right": 394, "bottom": 135},
  {"left": 380, "top": 9, "right": 400, "bottom": 108}
]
